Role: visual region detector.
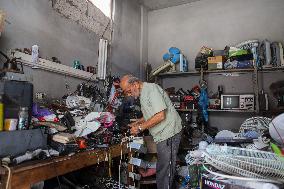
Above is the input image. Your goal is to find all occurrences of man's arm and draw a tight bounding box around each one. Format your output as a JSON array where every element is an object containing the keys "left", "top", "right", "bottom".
[{"left": 130, "top": 110, "right": 165, "bottom": 135}]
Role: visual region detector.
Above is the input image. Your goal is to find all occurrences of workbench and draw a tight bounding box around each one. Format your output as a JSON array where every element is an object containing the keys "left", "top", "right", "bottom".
[{"left": 0, "top": 143, "right": 128, "bottom": 189}]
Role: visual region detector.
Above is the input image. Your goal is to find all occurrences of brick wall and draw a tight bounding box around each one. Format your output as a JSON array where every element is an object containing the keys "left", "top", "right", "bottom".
[{"left": 52, "top": 0, "right": 111, "bottom": 40}]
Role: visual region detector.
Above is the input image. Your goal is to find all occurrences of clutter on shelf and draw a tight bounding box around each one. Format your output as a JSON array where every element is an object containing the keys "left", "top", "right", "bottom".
[{"left": 149, "top": 47, "right": 188, "bottom": 80}]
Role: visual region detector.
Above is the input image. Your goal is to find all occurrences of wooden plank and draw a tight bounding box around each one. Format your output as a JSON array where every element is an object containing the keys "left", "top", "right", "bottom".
[{"left": 0, "top": 144, "right": 128, "bottom": 189}]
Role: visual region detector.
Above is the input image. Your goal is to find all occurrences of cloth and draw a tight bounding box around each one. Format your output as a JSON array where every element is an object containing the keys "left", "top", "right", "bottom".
[
  {"left": 140, "top": 82, "right": 182, "bottom": 143},
  {"left": 156, "top": 132, "right": 181, "bottom": 189}
]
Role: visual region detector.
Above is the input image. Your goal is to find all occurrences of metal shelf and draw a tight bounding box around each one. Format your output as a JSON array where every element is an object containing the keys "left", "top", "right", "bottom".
[
  {"left": 158, "top": 68, "right": 255, "bottom": 77},
  {"left": 177, "top": 109, "right": 256, "bottom": 113},
  {"left": 158, "top": 67, "right": 284, "bottom": 77}
]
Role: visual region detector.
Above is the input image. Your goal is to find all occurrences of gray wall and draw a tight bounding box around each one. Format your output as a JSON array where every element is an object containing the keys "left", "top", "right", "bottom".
[
  {"left": 111, "top": 0, "right": 142, "bottom": 77},
  {"left": 0, "top": 0, "right": 143, "bottom": 98},
  {"left": 0, "top": 0, "right": 99, "bottom": 99},
  {"left": 148, "top": 0, "right": 284, "bottom": 130}
]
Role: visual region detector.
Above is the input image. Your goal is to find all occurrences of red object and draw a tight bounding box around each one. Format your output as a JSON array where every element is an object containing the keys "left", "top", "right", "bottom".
[
  {"left": 138, "top": 168, "right": 156, "bottom": 177},
  {"left": 281, "top": 148, "right": 284, "bottom": 156},
  {"left": 77, "top": 139, "right": 87, "bottom": 149},
  {"left": 184, "top": 95, "right": 194, "bottom": 101}
]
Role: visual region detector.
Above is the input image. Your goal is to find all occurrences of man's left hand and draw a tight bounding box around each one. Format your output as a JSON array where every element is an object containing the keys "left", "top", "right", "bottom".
[{"left": 130, "top": 125, "right": 140, "bottom": 136}]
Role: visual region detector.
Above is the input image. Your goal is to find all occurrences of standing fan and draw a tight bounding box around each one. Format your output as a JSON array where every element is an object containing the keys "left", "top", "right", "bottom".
[{"left": 203, "top": 144, "right": 284, "bottom": 183}]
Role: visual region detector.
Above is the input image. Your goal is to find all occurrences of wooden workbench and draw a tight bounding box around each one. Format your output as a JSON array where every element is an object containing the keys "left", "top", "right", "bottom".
[{"left": 0, "top": 143, "right": 128, "bottom": 189}]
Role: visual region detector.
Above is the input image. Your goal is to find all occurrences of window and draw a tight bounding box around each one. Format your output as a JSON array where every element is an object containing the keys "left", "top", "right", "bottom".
[{"left": 89, "top": 0, "right": 111, "bottom": 18}]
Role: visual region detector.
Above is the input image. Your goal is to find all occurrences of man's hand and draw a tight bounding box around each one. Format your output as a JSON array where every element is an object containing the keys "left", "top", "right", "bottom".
[
  {"left": 128, "top": 121, "right": 138, "bottom": 128},
  {"left": 130, "top": 124, "right": 140, "bottom": 136}
]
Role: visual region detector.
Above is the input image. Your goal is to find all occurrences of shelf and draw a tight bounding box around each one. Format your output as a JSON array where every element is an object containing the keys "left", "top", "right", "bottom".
[
  {"left": 158, "top": 68, "right": 255, "bottom": 77},
  {"left": 12, "top": 51, "right": 96, "bottom": 81},
  {"left": 177, "top": 109, "right": 256, "bottom": 113},
  {"left": 258, "top": 66, "right": 284, "bottom": 73},
  {"left": 158, "top": 67, "right": 284, "bottom": 77}
]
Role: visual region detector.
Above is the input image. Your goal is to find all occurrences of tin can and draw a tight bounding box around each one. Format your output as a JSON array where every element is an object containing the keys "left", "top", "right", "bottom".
[{"left": 4, "top": 119, "right": 18, "bottom": 131}]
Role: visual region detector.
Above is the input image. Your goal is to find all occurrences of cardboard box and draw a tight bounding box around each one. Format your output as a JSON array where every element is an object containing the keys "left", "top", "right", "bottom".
[
  {"left": 208, "top": 62, "right": 223, "bottom": 70},
  {"left": 208, "top": 56, "right": 224, "bottom": 63},
  {"left": 201, "top": 177, "right": 251, "bottom": 189}
]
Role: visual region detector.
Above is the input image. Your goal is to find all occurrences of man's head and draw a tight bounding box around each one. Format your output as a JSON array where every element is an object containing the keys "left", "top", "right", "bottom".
[{"left": 120, "top": 75, "right": 142, "bottom": 98}]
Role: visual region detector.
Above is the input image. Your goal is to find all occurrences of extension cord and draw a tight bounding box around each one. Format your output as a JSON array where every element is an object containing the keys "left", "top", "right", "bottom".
[{"left": 1, "top": 157, "right": 11, "bottom": 189}]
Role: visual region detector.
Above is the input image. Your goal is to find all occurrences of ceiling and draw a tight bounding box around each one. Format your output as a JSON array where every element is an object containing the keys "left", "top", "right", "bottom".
[{"left": 140, "top": 0, "right": 200, "bottom": 10}]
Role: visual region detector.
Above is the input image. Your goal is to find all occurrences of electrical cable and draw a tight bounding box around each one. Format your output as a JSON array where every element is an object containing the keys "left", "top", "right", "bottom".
[
  {"left": 69, "top": 72, "right": 97, "bottom": 96},
  {"left": 2, "top": 164, "right": 11, "bottom": 189},
  {"left": 40, "top": 128, "right": 62, "bottom": 189}
]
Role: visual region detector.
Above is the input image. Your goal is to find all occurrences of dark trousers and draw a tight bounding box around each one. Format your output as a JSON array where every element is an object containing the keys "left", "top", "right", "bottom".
[{"left": 156, "top": 132, "right": 181, "bottom": 189}]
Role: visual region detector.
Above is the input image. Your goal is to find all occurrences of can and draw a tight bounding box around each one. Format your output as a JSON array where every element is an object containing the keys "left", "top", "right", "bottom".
[{"left": 4, "top": 119, "right": 18, "bottom": 131}]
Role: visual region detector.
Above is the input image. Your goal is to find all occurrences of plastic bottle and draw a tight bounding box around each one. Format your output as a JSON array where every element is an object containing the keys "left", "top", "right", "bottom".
[
  {"left": 0, "top": 95, "right": 3, "bottom": 131},
  {"left": 18, "top": 107, "right": 29, "bottom": 130}
]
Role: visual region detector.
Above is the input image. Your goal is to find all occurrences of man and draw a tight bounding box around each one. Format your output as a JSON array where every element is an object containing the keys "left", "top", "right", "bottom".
[{"left": 120, "top": 75, "right": 182, "bottom": 189}]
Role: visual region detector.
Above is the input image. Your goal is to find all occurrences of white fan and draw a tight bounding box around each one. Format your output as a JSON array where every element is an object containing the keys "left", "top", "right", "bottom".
[
  {"left": 239, "top": 117, "right": 271, "bottom": 134},
  {"left": 203, "top": 144, "right": 284, "bottom": 183}
]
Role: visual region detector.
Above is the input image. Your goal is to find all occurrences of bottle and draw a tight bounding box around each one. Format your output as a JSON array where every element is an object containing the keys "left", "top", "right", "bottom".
[
  {"left": 18, "top": 107, "right": 29, "bottom": 130},
  {"left": 0, "top": 95, "right": 3, "bottom": 131}
]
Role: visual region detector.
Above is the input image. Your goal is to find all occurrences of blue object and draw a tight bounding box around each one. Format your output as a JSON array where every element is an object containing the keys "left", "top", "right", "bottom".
[
  {"left": 181, "top": 175, "right": 190, "bottom": 187},
  {"left": 171, "top": 53, "right": 180, "bottom": 64},
  {"left": 237, "top": 60, "right": 253, "bottom": 68},
  {"left": 169, "top": 47, "right": 180, "bottom": 54},
  {"left": 198, "top": 88, "right": 209, "bottom": 123},
  {"left": 163, "top": 53, "right": 172, "bottom": 61},
  {"left": 242, "top": 131, "right": 260, "bottom": 139},
  {"left": 182, "top": 59, "right": 188, "bottom": 72}
]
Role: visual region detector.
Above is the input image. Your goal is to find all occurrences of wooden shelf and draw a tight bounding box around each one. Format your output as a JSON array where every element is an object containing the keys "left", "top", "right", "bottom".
[
  {"left": 177, "top": 109, "right": 256, "bottom": 113},
  {"left": 12, "top": 51, "right": 96, "bottom": 81},
  {"left": 158, "top": 67, "right": 284, "bottom": 77}
]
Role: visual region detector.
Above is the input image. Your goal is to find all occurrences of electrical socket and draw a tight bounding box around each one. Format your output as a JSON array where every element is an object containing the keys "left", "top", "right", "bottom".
[{"left": 35, "top": 92, "right": 46, "bottom": 100}]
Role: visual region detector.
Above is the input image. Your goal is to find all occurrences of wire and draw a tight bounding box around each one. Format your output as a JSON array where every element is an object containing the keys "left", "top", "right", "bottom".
[
  {"left": 40, "top": 128, "right": 62, "bottom": 189},
  {"left": 69, "top": 72, "right": 97, "bottom": 96},
  {"left": 2, "top": 165, "right": 11, "bottom": 189}
]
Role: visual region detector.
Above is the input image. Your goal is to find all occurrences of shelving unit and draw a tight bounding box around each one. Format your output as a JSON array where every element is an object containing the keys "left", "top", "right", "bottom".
[
  {"left": 177, "top": 109, "right": 256, "bottom": 113},
  {"left": 11, "top": 51, "right": 97, "bottom": 81},
  {"left": 158, "top": 67, "right": 284, "bottom": 77},
  {"left": 158, "top": 68, "right": 255, "bottom": 77},
  {"left": 158, "top": 66, "right": 284, "bottom": 116}
]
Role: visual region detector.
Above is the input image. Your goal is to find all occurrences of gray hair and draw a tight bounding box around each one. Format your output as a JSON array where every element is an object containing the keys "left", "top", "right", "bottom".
[{"left": 125, "top": 75, "right": 140, "bottom": 84}]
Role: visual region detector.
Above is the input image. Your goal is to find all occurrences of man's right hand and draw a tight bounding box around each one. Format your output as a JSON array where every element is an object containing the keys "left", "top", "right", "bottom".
[{"left": 128, "top": 118, "right": 145, "bottom": 128}]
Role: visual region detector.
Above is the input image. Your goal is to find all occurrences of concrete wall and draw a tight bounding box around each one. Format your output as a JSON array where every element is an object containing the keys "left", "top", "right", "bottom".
[
  {"left": 148, "top": 0, "right": 284, "bottom": 130},
  {"left": 0, "top": 0, "right": 143, "bottom": 98},
  {"left": 0, "top": 0, "right": 100, "bottom": 99},
  {"left": 111, "top": 0, "right": 142, "bottom": 77}
]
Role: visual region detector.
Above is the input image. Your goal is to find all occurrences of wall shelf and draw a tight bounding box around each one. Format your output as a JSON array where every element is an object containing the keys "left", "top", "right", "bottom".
[
  {"left": 177, "top": 109, "right": 256, "bottom": 113},
  {"left": 12, "top": 51, "right": 96, "bottom": 81},
  {"left": 158, "top": 67, "right": 284, "bottom": 77}
]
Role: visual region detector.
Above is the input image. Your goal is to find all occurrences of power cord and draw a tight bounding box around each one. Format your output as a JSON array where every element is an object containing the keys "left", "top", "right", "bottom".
[
  {"left": 40, "top": 128, "right": 62, "bottom": 189},
  {"left": 1, "top": 158, "right": 11, "bottom": 189}
]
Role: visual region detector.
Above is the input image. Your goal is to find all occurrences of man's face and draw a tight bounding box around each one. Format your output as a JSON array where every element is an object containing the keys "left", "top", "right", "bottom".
[{"left": 121, "top": 82, "right": 140, "bottom": 99}]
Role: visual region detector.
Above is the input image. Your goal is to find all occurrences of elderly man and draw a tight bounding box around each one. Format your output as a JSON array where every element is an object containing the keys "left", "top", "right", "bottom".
[{"left": 120, "top": 75, "right": 182, "bottom": 189}]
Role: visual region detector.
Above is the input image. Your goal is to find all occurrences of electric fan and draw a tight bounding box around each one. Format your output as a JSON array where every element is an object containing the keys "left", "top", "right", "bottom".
[
  {"left": 269, "top": 113, "right": 284, "bottom": 145},
  {"left": 239, "top": 116, "right": 271, "bottom": 135},
  {"left": 203, "top": 144, "right": 284, "bottom": 183}
]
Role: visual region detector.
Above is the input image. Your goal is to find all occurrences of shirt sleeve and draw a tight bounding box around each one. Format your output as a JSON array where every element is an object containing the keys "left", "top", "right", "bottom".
[{"left": 147, "top": 85, "right": 167, "bottom": 117}]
